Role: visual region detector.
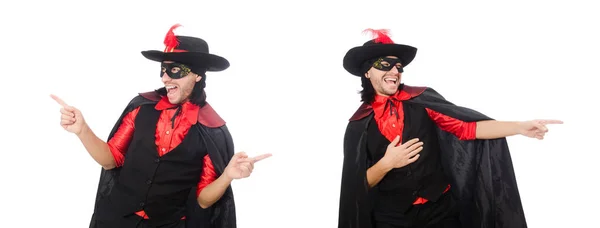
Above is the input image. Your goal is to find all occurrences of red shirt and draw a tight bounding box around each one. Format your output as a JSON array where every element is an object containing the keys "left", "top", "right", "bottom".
[
  {"left": 107, "top": 96, "right": 217, "bottom": 219},
  {"left": 371, "top": 90, "right": 477, "bottom": 204}
]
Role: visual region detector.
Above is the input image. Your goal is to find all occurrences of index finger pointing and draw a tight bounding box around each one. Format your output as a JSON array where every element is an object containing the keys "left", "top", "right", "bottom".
[
  {"left": 541, "top": 119, "right": 564, "bottom": 125},
  {"left": 50, "top": 94, "right": 69, "bottom": 107},
  {"left": 251, "top": 153, "right": 272, "bottom": 163}
]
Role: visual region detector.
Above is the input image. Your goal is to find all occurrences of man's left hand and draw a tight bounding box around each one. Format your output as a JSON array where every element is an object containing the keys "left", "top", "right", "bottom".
[
  {"left": 518, "top": 119, "right": 563, "bottom": 140},
  {"left": 224, "top": 152, "right": 272, "bottom": 180}
]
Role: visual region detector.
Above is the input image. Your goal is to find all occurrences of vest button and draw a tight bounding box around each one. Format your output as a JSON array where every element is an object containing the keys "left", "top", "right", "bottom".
[
  {"left": 139, "top": 202, "right": 145, "bottom": 207},
  {"left": 146, "top": 180, "right": 152, "bottom": 184},
  {"left": 155, "top": 158, "right": 160, "bottom": 163}
]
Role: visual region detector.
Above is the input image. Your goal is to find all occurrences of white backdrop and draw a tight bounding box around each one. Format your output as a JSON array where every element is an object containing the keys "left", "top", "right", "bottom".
[{"left": 1, "top": 0, "right": 597, "bottom": 227}]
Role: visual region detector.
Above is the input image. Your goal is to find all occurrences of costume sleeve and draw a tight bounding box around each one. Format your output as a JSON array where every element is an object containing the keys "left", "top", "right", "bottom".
[
  {"left": 107, "top": 107, "right": 140, "bottom": 167},
  {"left": 196, "top": 154, "right": 218, "bottom": 197},
  {"left": 426, "top": 108, "right": 477, "bottom": 140}
]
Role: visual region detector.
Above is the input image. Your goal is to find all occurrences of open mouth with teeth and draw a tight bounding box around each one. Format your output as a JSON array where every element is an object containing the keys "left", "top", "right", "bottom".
[
  {"left": 165, "top": 85, "right": 179, "bottom": 95},
  {"left": 384, "top": 77, "right": 398, "bottom": 85}
]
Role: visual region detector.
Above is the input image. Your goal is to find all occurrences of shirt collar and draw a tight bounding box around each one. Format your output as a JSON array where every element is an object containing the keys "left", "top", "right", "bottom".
[
  {"left": 154, "top": 96, "right": 199, "bottom": 124},
  {"left": 372, "top": 88, "right": 412, "bottom": 105}
]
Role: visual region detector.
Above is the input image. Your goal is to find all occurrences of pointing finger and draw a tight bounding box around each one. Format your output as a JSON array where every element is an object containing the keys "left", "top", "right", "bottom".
[
  {"left": 541, "top": 119, "right": 564, "bottom": 125},
  {"left": 236, "top": 158, "right": 255, "bottom": 164},
  {"left": 251, "top": 153, "right": 272, "bottom": 163},
  {"left": 50, "top": 94, "right": 69, "bottom": 107}
]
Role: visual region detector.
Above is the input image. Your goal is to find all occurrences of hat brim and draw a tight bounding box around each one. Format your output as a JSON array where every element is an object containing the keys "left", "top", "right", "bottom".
[
  {"left": 141, "top": 50, "right": 230, "bottom": 72},
  {"left": 343, "top": 44, "right": 417, "bottom": 76}
]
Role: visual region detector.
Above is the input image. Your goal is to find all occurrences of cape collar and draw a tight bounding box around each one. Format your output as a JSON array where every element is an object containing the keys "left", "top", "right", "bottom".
[
  {"left": 138, "top": 91, "right": 226, "bottom": 128},
  {"left": 349, "top": 85, "right": 428, "bottom": 121}
]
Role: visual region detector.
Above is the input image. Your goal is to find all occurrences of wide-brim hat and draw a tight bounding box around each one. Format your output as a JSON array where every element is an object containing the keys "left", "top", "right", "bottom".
[
  {"left": 141, "top": 24, "right": 230, "bottom": 72},
  {"left": 343, "top": 29, "right": 417, "bottom": 76}
]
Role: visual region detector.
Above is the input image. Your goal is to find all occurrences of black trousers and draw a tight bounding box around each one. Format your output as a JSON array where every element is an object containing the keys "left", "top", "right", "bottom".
[
  {"left": 93, "top": 214, "right": 185, "bottom": 228},
  {"left": 374, "top": 193, "right": 461, "bottom": 228}
]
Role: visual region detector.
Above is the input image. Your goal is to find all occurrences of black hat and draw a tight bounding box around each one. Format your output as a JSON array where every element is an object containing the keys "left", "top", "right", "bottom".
[
  {"left": 343, "top": 29, "right": 417, "bottom": 76},
  {"left": 141, "top": 24, "right": 230, "bottom": 72}
]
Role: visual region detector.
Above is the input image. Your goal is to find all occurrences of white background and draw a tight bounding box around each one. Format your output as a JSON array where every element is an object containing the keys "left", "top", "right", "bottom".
[{"left": 1, "top": 0, "right": 598, "bottom": 227}]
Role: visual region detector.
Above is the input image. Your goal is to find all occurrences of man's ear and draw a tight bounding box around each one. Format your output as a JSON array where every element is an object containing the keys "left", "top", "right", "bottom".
[
  {"left": 364, "top": 71, "right": 370, "bottom": 79},
  {"left": 196, "top": 75, "right": 202, "bottom": 82}
]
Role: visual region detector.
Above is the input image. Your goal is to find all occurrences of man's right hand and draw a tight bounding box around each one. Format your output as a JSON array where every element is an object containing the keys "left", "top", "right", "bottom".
[
  {"left": 51, "top": 94, "right": 87, "bottom": 135},
  {"left": 381, "top": 136, "right": 423, "bottom": 170}
]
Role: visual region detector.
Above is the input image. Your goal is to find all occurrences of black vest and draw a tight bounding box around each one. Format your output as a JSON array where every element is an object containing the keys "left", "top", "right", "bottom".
[
  {"left": 96, "top": 104, "right": 207, "bottom": 224},
  {"left": 367, "top": 102, "right": 450, "bottom": 215}
]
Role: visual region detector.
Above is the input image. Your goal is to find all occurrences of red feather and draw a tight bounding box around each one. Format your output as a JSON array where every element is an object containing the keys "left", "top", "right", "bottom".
[
  {"left": 163, "top": 24, "right": 182, "bottom": 52},
  {"left": 362, "top": 28, "right": 394, "bottom": 44}
]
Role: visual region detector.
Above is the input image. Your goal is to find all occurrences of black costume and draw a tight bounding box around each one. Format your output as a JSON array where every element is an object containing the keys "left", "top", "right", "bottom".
[
  {"left": 89, "top": 93, "right": 236, "bottom": 228},
  {"left": 338, "top": 29, "right": 528, "bottom": 228},
  {"left": 88, "top": 24, "right": 237, "bottom": 228}
]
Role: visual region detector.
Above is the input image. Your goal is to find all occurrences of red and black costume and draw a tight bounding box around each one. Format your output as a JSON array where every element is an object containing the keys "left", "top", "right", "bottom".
[
  {"left": 88, "top": 25, "right": 236, "bottom": 228},
  {"left": 107, "top": 95, "right": 218, "bottom": 220},
  {"left": 338, "top": 30, "right": 527, "bottom": 228}
]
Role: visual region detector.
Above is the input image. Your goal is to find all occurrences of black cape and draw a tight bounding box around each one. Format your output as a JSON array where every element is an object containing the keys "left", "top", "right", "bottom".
[
  {"left": 338, "top": 85, "right": 527, "bottom": 228},
  {"left": 88, "top": 92, "right": 236, "bottom": 228}
]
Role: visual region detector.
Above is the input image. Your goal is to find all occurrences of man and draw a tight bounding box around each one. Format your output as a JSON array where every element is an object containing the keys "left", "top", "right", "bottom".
[
  {"left": 51, "top": 24, "right": 271, "bottom": 228},
  {"left": 337, "top": 29, "right": 562, "bottom": 228}
]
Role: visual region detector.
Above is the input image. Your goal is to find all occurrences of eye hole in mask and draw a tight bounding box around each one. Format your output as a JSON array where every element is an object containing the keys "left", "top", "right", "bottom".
[
  {"left": 372, "top": 57, "right": 404, "bottom": 73},
  {"left": 161, "top": 62, "right": 192, "bottom": 79}
]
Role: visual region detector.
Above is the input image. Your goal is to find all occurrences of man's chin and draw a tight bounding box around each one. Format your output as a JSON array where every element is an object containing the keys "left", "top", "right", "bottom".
[
  {"left": 383, "top": 88, "right": 399, "bottom": 95},
  {"left": 166, "top": 94, "right": 181, "bottom": 104}
]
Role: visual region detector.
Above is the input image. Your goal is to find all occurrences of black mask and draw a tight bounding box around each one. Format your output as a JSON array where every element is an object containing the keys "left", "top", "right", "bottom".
[
  {"left": 161, "top": 62, "right": 192, "bottom": 79},
  {"left": 372, "top": 57, "right": 404, "bottom": 73}
]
